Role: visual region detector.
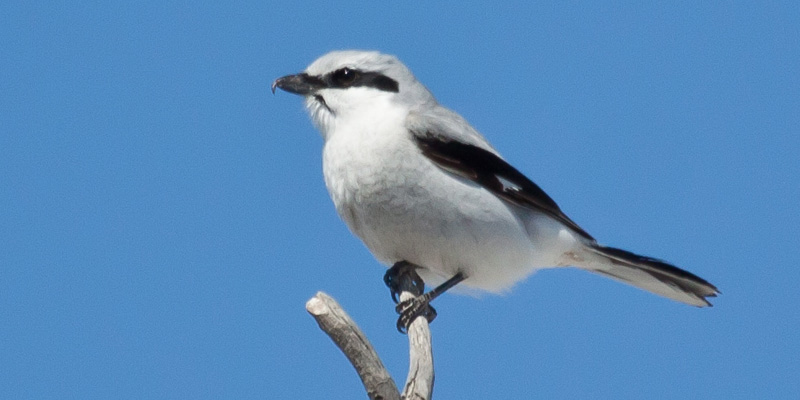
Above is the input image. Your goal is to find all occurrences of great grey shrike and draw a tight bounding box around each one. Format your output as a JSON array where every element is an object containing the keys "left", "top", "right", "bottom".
[{"left": 273, "top": 50, "right": 718, "bottom": 331}]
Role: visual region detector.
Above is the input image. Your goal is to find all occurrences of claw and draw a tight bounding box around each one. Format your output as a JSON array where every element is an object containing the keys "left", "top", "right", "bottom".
[
  {"left": 385, "top": 265, "right": 465, "bottom": 334},
  {"left": 395, "top": 297, "right": 437, "bottom": 334}
]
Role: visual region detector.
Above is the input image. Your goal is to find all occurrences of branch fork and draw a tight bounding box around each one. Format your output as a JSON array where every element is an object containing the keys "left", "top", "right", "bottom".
[{"left": 305, "top": 273, "right": 435, "bottom": 399}]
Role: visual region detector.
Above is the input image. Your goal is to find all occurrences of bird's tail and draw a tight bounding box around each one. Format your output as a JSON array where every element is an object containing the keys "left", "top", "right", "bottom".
[{"left": 579, "top": 244, "right": 719, "bottom": 307}]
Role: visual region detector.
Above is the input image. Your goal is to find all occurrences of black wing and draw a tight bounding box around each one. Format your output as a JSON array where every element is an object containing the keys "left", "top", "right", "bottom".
[{"left": 413, "top": 131, "right": 594, "bottom": 241}]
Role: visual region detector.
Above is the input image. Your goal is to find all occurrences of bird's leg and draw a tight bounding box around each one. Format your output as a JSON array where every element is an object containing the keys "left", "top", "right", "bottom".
[
  {"left": 384, "top": 261, "right": 425, "bottom": 304},
  {"left": 395, "top": 271, "right": 466, "bottom": 334}
]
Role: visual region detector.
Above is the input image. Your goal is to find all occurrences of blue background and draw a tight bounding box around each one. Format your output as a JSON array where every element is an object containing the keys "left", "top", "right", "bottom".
[{"left": 2, "top": 2, "right": 798, "bottom": 398}]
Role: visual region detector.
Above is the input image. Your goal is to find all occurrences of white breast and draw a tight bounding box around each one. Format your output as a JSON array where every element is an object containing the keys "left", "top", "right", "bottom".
[{"left": 320, "top": 107, "right": 566, "bottom": 292}]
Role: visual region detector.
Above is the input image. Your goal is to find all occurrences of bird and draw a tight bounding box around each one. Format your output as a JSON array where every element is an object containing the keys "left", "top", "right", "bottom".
[{"left": 272, "top": 50, "right": 718, "bottom": 332}]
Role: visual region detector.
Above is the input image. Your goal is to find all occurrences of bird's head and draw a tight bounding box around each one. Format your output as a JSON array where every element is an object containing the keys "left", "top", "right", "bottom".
[{"left": 272, "top": 50, "right": 435, "bottom": 137}]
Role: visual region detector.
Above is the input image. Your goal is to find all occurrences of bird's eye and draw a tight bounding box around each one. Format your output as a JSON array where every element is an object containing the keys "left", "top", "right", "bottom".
[{"left": 331, "top": 68, "right": 359, "bottom": 86}]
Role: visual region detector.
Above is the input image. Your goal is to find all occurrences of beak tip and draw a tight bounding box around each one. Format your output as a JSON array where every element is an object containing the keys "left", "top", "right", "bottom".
[{"left": 271, "top": 73, "right": 317, "bottom": 96}]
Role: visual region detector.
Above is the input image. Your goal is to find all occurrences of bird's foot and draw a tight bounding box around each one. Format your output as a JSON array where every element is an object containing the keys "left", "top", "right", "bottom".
[
  {"left": 385, "top": 264, "right": 466, "bottom": 334},
  {"left": 384, "top": 261, "right": 425, "bottom": 304},
  {"left": 395, "top": 295, "right": 437, "bottom": 334}
]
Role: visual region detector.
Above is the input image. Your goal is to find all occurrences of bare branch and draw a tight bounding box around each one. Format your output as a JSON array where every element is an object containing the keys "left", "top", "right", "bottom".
[
  {"left": 398, "top": 290, "right": 434, "bottom": 400},
  {"left": 307, "top": 269, "right": 436, "bottom": 400},
  {"left": 306, "top": 292, "right": 400, "bottom": 400}
]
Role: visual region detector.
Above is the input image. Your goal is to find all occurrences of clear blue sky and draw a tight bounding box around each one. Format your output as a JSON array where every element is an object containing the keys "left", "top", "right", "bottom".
[{"left": 2, "top": 2, "right": 798, "bottom": 399}]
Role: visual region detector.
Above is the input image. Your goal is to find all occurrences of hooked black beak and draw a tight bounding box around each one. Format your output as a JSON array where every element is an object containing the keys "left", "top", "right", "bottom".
[{"left": 271, "top": 73, "right": 325, "bottom": 95}]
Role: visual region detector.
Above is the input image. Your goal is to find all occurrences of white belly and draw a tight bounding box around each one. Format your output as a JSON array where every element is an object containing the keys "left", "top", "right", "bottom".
[{"left": 322, "top": 124, "right": 566, "bottom": 292}]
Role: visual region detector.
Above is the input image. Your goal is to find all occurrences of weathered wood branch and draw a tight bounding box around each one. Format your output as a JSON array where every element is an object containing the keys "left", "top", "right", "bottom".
[
  {"left": 397, "top": 290, "right": 434, "bottom": 400},
  {"left": 306, "top": 275, "right": 435, "bottom": 400},
  {"left": 306, "top": 292, "right": 401, "bottom": 400}
]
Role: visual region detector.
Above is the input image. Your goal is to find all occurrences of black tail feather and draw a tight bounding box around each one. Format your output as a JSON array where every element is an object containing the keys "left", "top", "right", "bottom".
[{"left": 587, "top": 245, "right": 719, "bottom": 307}]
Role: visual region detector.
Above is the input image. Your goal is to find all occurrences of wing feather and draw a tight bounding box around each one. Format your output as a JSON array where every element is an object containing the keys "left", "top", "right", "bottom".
[{"left": 412, "top": 130, "right": 594, "bottom": 241}]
